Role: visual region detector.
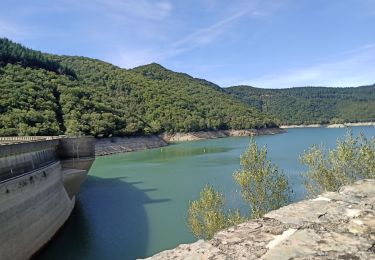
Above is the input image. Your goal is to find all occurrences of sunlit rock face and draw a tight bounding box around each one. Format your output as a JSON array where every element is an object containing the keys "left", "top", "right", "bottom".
[{"left": 145, "top": 179, "right": 375, "bottom": 260}]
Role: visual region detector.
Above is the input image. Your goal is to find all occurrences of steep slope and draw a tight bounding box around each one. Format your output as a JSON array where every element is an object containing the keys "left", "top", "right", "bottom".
[
  {"left": 0, "top": 38, "right": 276, "bottom": 136},
  {"left": 226, "top": 85, "right": 375, "bottom": 125}
]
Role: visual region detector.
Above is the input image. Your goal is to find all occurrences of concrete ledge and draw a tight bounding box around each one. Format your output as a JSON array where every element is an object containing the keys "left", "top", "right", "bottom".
[{"left": 144, "top": 179, "right": 375, "bottom": 260}]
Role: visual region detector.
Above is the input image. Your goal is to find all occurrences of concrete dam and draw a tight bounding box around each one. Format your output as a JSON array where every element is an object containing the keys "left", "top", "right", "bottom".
[{"left": 0, "top": 136, "right": 95, "bottom": 260}]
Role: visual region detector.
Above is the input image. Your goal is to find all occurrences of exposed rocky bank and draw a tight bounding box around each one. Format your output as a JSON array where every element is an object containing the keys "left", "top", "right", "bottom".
[
  {"left": 144, "top": 179, "right": 375, "bottom": 260},
  {"left": 160, "top": 128, "right": 284, "bottom": 142},
  {"left": 95, "top": 128, "right": 284, "bottom": 156},
  {"left": 281, "top": 122, "right": 375, "bottom": 129}
]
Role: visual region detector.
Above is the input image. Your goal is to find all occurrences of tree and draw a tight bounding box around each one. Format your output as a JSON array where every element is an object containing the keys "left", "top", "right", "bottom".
[
  {"left": 188, "top": 139, "right": 291, "bottom": 239},
  {"left": 187, "top": 185, "right": 245, "bottom": 240},
  {"left": 300, "top": 131, "right": 375, "bottom": 196},
  {"left": 187, "top": 185, "right": 227, "bottom": 240},
  {"left": 233, "top": 139, "right": 291, "bottom": 219}
]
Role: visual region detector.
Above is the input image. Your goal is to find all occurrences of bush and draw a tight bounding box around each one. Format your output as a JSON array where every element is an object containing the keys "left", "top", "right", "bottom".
[
  {"left": 233, "top": 139, "right": 292, "bottom": 219},
  {"left": 300, "top": 131, "right": 375, "bottom": 196},
  {"left": 187, "top": 139, "right": 291, "bottom": 239}
]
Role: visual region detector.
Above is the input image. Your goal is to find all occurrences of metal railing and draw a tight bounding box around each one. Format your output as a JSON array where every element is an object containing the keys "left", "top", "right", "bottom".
[{"left": 0, "top": 136, "right": 60, "bottom": 145}]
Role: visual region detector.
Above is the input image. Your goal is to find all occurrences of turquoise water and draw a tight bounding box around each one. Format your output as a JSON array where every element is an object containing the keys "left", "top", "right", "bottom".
[{"left": 37, "top": 127, "right": 375, "bottom": 260}]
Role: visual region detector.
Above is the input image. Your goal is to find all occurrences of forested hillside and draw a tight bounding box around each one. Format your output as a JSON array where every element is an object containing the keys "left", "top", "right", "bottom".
[
  {"left": 2, "top": 38, "right": 373, "bottom": 137},
  {"left": 226, "top": 85, "right": 375, "bottom": 125},
  {"left": 0, "top": 38, "right": 275, "bottom": 136}
]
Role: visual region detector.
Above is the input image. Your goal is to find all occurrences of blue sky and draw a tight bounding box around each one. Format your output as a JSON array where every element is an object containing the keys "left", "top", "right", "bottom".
[{"left": 1, "top": 0, "right": 375, "bottom": 88}]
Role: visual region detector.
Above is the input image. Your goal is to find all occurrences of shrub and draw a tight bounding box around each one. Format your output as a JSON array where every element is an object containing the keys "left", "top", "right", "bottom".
[{"left": 300, "top": 131, "right": 375, "bottom": 196}]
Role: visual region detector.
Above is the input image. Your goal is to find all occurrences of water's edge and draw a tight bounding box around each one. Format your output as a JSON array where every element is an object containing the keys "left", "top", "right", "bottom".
[
  {"left": 95, "top": 128, "right": 285, "bottom": 156},
  {"left": 144, "top": 179, "right": 375, "bottom": 260},
  {"left": 280, "top": 121, "right": 375, "bottom": 128}
]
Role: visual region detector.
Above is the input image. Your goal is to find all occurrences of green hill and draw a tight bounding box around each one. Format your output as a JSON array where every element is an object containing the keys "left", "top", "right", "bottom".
[
  {"left": 226, "top": 85, "right": 375, "bottom": 125},
  {"left": 0, "top": 38, "right": 275, "bottom": 136}
]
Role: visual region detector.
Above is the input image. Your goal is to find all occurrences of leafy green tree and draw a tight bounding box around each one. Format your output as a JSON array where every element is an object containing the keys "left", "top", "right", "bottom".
[
  {"left": 187, "top": 185, "right": 245, "bottom": 240},
  {"left": 301, "top": 131, "right": 375, "bottom": 196},
  {"left": 187, "top": 185, "right": 227, "bottom": 240},
  {"left": 188, "top": 139, "right": 291, "bottom": 239},
  {"left": 233, "top": 139, "right": 291, "bottom": 219}
]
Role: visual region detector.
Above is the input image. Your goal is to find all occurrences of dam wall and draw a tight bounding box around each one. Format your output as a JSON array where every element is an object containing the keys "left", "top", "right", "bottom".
[
  {"left": 0, "top": 162, "right": 74, "bottom": 260},
  {"left": 0, "top": 136, "right": 95, "bottom": 260}
]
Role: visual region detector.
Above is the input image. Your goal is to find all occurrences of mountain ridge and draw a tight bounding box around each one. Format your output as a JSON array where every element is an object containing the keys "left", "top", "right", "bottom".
[
  {"left": 0, "top": 38, "right": 276, "bottom": 137},
  {"left": 226, "top": 84, "right": 375, "bottom": 125},
  {"left": 1, "top": 38, "right": 373, "bottom": 137}
]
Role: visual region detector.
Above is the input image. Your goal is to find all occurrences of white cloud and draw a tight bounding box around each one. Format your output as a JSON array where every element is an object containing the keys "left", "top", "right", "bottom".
[
  {"left": 93, "top": 0, "right": 173, "bottom": 20},
  {"left": 107, "top": 5, "right": 255, "bottom": 68},
  {"left": 165, "top": 0, "right": 282, "bottom": 57},
  {"left": 170, "top": 9, "right": 249, "bottom": 52},
  {"left": 109, "top": 1, "right": 283, "bottom": 70},
  {"left": 109, "top": 48, "right": 164, "bottom": 68},
  {"left": 245, "top": 44, "right": 375, "bottom": 88},
  {"left": 111, "top": 8, "right": 253, "bottom": 68}
]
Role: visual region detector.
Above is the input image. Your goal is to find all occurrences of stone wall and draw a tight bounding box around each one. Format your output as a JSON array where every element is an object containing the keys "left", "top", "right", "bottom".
[{"left": 145, "top": 179, "right": 375, "bottom": 259}]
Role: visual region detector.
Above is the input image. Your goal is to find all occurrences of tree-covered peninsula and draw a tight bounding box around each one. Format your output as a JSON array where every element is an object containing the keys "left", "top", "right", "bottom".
[
  {"left": 0, "top": 38, "right": 275, "bottom": 136},
  {"left": 226, "top": 85, "right": 375, "bottom": 125}
]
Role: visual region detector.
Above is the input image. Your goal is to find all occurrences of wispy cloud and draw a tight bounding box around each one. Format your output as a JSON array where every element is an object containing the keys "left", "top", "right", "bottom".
[
  {"left": 112, "top": 3, "right": 259, "bottom": 67},
  {"left": 0, "top": 19, "right": 29, "bottom": 40},
  {"left": 108, "top": 48, "right": 164, "bottom": 68},
  {"left": 245, "top": 44, "right": 375, "bottom": 88},
  {"left": 111, "top": 1, "right": 284, "bottom": 68},
  {"left": 168, "top": 1, "right": 274, "bottom": 56},
  {"left": 170, "top": 9, "right": 249, "bottom": 51},
  {"left": 92, "top": 0, "right": 173, "bottom": 20}
]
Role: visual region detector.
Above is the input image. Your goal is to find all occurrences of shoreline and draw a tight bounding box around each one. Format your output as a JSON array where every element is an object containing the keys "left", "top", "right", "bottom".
[
  {"left": 95, "top": 128, "right": 285, "bottom": 156},
  {"left": 280, "top": 121, "right": 375, "bottom": 129}
]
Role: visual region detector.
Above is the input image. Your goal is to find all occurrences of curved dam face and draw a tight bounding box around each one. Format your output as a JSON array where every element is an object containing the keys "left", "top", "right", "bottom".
[{"left": 0, "top": 136, "right": 95, "bottom": 260}]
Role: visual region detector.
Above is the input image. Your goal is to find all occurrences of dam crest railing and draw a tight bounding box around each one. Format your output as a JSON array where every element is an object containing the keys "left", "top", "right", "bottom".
[{"left": 0, "top": 136, "right": 60, "bottom": 145}]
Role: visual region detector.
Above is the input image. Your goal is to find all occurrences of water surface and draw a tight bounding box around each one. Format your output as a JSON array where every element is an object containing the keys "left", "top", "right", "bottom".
[{"left": 37, "top": 126, "right": 375, "bottom": 260}]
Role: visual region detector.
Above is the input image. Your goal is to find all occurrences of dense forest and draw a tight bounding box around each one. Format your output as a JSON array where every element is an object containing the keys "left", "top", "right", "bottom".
[
  {"left": 0, "top": 38, "right": 275, "bottom": 136},
  {"left": 226, "top": 85, "right": 375, "bottom": 125},
  {"left": 1, "top": 38, "right": 374, "bottom": 136}
]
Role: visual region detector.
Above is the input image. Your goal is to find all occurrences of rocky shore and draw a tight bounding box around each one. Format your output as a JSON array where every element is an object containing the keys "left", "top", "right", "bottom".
[
  {"left": 144, "top": 179, "right": 375, "bottom": 260},
  {"left": 326, "top": 122, "right": 375, "bottom": 128},
  {"left": 95, "top": 128, "right": 285, "bottom": 156},
  {"left": 160, "top": 128, "right": 285, "bottom": 142},
  {"left": 281, "top": 121, "right": 375, "bottom": 129}
]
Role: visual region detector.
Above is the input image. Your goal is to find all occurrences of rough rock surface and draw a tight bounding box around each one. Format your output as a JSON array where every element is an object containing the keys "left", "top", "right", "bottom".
[
  {"left": 160, "top": 128, "right": 285, "bottom": 142},
  {"left": 144, "top": 179, "right": 375, "bottom": 260}
]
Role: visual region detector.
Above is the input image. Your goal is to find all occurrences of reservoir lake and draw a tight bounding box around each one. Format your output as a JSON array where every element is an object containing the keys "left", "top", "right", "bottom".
[{"left": 37, "top": 126, "right": 375, "bottom": 260}]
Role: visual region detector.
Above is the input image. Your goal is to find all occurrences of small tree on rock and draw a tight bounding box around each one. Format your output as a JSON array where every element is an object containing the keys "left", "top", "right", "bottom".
[{"left": 301, "top": 131, "right": 375, "bottom": 196}]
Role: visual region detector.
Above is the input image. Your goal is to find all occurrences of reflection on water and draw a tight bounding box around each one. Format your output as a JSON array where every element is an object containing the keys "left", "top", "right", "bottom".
[
  {"left": 36, "top": 126, "right": 375, "bottom": 260},
  {"left": 36, "top": 176, "right": 170, "bottom": 260}
]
